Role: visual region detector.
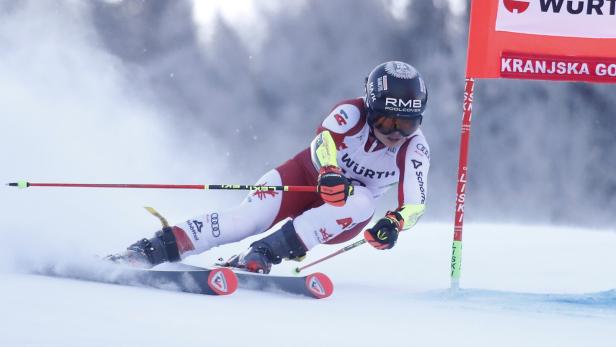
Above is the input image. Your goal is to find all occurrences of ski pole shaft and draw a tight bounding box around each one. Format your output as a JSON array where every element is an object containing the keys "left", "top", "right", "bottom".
[
  {"left": 294, "top": 239, "right": 366, "bottom": 274},
  {"left": 6, "top": 181, "right": 317, "bottom": 192}
]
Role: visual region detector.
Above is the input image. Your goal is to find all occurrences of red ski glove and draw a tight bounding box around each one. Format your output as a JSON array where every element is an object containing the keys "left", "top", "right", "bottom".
[
  {"left": 317, "top": 166, "right": 351, "bottom": 207},
  {"left": 364, "top": 211, "right": 404, "bottom": 250}
]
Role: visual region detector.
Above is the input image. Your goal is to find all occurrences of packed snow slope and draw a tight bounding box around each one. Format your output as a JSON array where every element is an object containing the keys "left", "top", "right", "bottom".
[{"left": 1, "top": 222, "right": 614, "bottom": 347}]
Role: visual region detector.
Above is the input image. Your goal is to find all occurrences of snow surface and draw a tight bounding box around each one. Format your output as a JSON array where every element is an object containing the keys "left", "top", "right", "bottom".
[{"left": 1, "top": 222, "right": 614, "bottom": 347}]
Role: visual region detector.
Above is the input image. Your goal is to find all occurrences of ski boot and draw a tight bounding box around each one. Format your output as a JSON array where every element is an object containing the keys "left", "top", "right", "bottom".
[
  {"left": 221, "top": 220, "right": 307, "bottom": 274},
  {"left": 105, "top": 226, "right": 181, "bottom": 269}
]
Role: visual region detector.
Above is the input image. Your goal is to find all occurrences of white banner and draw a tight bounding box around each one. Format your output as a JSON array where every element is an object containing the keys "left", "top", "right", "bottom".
[{"left": 495, "top": 0, "right": 616, "bottom": 38}]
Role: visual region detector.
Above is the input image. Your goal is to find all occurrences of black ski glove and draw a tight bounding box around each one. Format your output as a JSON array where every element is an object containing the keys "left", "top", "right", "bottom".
[{"left": 364, "top": 211, "right": 404, "bottom": 250}]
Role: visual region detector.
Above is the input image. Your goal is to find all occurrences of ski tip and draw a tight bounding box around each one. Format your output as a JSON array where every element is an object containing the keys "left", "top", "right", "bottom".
[
  {"left": 305, "top": 272, "right": 334, "bottom": 299},
  {"left": 207, "top": 268, "right": 238, "bottom": 295}
]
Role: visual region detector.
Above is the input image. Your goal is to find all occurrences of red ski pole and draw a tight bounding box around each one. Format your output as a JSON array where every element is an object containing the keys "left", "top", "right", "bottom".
[
  {"left": 294, "top": 239, "right": 367, "bottom": 274},
  {"left": 6, "top": 180, "right": 317, "bottom": 193}
]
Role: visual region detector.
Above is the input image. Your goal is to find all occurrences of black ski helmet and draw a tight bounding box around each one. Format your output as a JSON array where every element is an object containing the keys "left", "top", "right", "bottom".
[{"left": 364, "top": 61, "right": 428, "bottom": 125}]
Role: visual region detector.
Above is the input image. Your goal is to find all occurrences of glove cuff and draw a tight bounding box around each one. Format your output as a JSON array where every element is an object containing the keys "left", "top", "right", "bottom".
[
  {"left": 319, "top": 165, "right": 342, "bottom": 175},
  {"left": 385, "top": 211, "right": 405, "bottom": 230}
]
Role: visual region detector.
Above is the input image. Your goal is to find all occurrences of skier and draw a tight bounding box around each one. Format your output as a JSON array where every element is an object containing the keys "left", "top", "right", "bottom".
[{"left": 108, "top": 61, "right": 430, "bottom": 274}]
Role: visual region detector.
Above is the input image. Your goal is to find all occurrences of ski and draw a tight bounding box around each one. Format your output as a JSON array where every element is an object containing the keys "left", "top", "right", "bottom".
[
  {"left": 33, "top": 261, "right": 332, "bottom": 298},
  {"left": 235, "top": 270, "right": 334, "bottom": 299},
  {"left": 33, "top": 262, "right": 238, "bottom": 296},
  {"left": 178, "top": 264, "right": 334, "bottom": 299}
]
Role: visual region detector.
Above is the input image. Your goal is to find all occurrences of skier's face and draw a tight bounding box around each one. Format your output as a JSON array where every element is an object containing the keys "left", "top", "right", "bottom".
[
  {"left": 371, "top": 115, "right": 421, "bottom": 137},
  {"left": 373, "top": 127, "right": 405, "bottom": 147},
  {"left": 371, "top": 114, "right": 420, "bottom": 147}
]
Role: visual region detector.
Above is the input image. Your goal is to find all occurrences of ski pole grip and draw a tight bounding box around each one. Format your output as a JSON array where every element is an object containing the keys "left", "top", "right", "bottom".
[{"left": 7, "top": 181, "right": 29, "bottom": 188}]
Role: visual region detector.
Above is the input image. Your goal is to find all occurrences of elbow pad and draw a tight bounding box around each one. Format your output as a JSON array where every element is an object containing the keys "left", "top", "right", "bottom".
[{"left": 310, "top": 131, "right": 339, "bottom": 170}]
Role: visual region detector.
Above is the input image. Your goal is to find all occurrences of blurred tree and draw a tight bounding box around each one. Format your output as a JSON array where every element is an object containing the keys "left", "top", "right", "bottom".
[{"left": 85, "top": 0, "right": 615, "bottom": 226}]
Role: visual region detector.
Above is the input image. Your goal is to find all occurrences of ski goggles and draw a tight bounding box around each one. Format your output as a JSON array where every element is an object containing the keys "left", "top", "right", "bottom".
[{"left": 371, "top": 114, "right": 421, "bottom": 137}]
